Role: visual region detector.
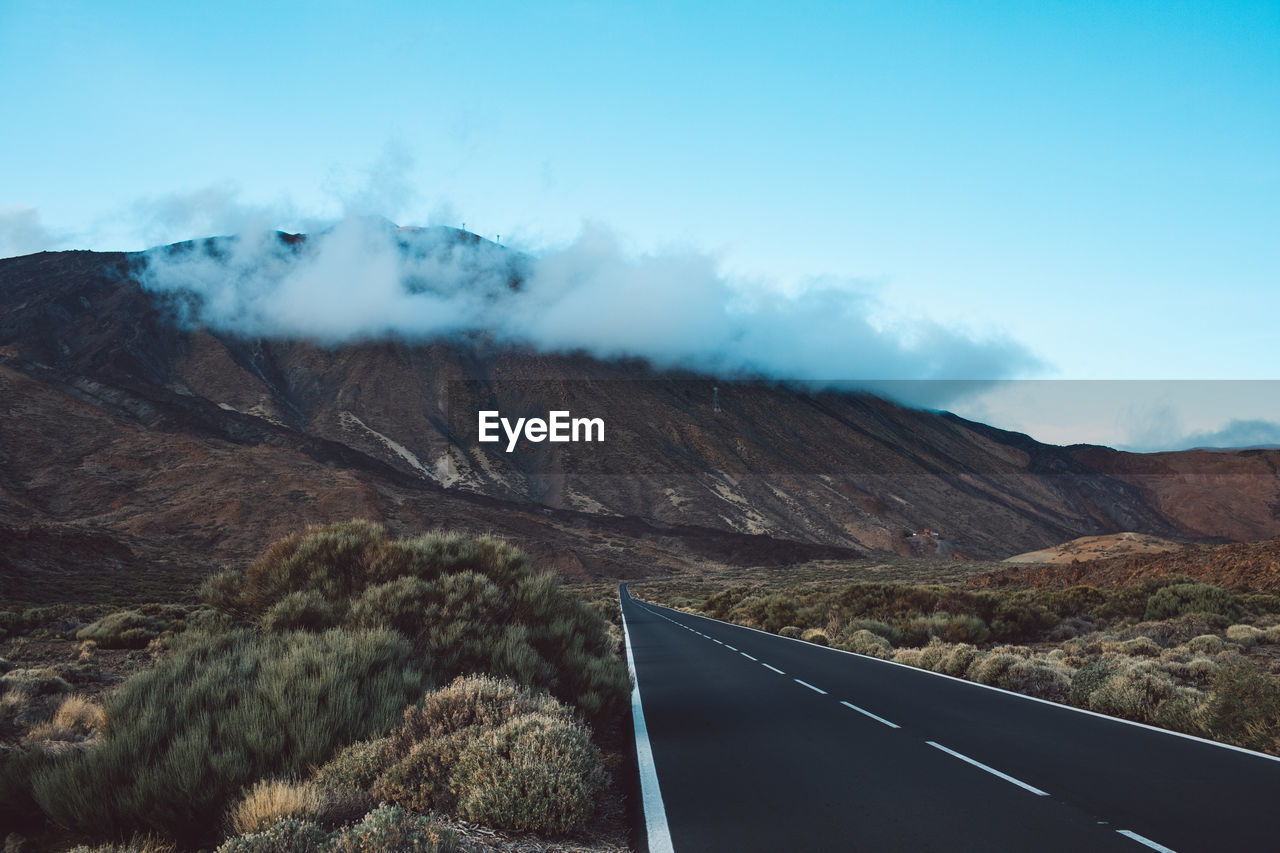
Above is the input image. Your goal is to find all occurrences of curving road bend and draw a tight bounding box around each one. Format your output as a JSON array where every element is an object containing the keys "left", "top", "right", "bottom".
[{"left": 619, "top": 585, "right": 1280, "bottom": 853}]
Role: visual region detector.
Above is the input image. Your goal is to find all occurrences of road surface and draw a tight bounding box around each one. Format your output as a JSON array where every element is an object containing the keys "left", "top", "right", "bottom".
[{"left": 620, "top": 585, "right": 1280, "bottom": 853}]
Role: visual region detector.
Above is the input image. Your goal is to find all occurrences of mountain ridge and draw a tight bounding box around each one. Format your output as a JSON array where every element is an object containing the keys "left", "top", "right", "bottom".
[{"left": 3, "top": 240, "right": 1278, "bottom": 601}]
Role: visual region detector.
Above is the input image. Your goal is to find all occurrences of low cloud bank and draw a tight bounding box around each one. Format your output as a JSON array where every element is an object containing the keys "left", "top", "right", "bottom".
[{"left": 136, "top": 214, "right": 1043, "bottom": 404}]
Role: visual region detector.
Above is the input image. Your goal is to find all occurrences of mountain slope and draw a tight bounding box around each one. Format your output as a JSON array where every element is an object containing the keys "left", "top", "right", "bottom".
[{"left": 2, "top": 238, "right": 1278, "bottom": 601}]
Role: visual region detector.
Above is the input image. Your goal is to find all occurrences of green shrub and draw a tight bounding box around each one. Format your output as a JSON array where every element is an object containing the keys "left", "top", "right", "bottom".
[
  {"left": 778, "top": 625, "right": 803, "bottom": 639},
  {"left": 1070, "top": 659, "right": 1119, "bottom": 706},
  {"left": 843, "top": 629, "right": 892, "bottom": 658},
  {"left": 373, "top": 730, "right": 475, "bottom": 814},
  {"left": 847, "top": 619, "right": 901, "bottom": 646},
  {"left": 261, "top": 592, "right": 340, "bottom": 633},
  {"left": 75, "top": 611, "right": 162, "bottom": 649},
  {"left": 1144, "top": 583, "right": 1241, "bottom": 622},
  {"left": 204, "top": 523, "right": 628, "bottom": 727},
  {"left": 1182, "top": 630, "right": 1223, "bottom": 650},
  {"left": 452, "top": 714, "right": 604, "bottom": 835},
  {"left": 33, "top": 628, "right": 424, "bottom": 842},
  {"left": 942, "top": 614, "right": 991, "bottom": 644},
  {"left": 314, "top": 738, "right": 393, "bottom": 791},
  {"left": 1119, "top": 637, "right": 1162, "bottom": 657}
]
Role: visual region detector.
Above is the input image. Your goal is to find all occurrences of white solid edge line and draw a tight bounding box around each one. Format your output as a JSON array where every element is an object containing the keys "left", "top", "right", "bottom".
[
  {"left": 927, "top": 741, "right": 1049, "bottom": 796},
  {"left": 840, "top": 700, "right": 901, "bottom": 729},
  {"left": 619, "top": 590, "right": 677, "bottom": 853},
  {"left": 630, "top": 596, "right": 1280, "bottom": 764},
  {"left": 762, "top": 663, "right": 785, "bottom": 674},
  {"left": 1116, "top": 830, "right": 1178, "bottom": 853}
]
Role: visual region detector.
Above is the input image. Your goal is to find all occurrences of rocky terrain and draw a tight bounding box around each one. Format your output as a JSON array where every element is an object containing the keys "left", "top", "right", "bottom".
[{"left": 3, "top": 232, "right": 1279, "bottom": 603}]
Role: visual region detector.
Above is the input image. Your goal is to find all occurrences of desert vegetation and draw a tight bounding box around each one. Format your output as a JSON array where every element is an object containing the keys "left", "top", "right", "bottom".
[
  {"left": 640, "top": 574, "right": 1280, "bottom": 754},
  {"left": 1, "top": 521, "right": 631, "bottom": 852}
]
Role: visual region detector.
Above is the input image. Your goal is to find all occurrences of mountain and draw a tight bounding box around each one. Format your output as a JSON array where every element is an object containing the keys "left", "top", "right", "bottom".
[{"left": 3, "top": 233, "right": 1279, "bottom": 603}]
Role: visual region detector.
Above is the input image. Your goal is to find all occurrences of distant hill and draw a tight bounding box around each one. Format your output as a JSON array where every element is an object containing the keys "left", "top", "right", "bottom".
[
  {"left": 1003, "top": 532, "right": 1185, "bottom": 565},
  {"left": 3, "top": 233, "right": 1279, "bottom": 602},
  {"left": 974, "top": 536, "right": 1280, "bottom": 592}
]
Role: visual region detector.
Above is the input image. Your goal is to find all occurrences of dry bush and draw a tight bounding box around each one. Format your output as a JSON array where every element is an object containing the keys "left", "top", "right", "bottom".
[
  {"left": 1000, "top": 659, "right": 1072, "bottom": 703},
  {"left": 1087, "top": 662, "right": 1178, "bottom": 723},
  {"left": 227, "top": 780, "right": 322, "bottom": 835},
  {"left": 373, "top": 730, "right": 475, "bottom": 814},
  {"left": 966, "top": 653, "right": 1021, "bottom": 687},
  {"left": 69, "top": 837, "right": 177, "bottom": 853},
  {"left": 452, "top": 713, "right": 605, "bottom": 836},
  {"left": 778, "top": 626, "right": 803, "bottom": 639},
  {"left": 391, "top": 674, "right": 568, "bottom": 751},
  {"left": 916, "top": 638, "right": 952, "bottom": 672},
  {"left": 801, "top": 629, "right": 829, "bottom": 646},
  {"left": 1225, "top": 624, "right": 1264, "bottom": 647},
  {"left": 1183, "top": 634, "right": 1227, "bottom": 655},
  {"left": 940, "top": 643, "right": 980, "bottom": 677},
  {"left": 1265, "top": 625, "right": 1280, "bottom": 645},
  {"left": 843, "top": 629, "right": 892, "bottom": 658},
  {"left": 1, "top": 667, "right": 72, "bottom": 696},
  {"left": 892, "top": 648, "right": 923, "bottom": 666},
  {"left": 1115, "top": 637, "right": 1162, "bottom": 658}
]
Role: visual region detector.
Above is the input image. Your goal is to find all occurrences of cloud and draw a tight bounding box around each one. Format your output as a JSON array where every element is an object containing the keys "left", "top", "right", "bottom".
[
  {"left": 135, "top": 212, "right": 1043, "bottom": 405},
  {"left": 0, "top": 206, "right": 61, "bottom": 258},
  {"left": 129, "top": 183, "right": 288, "bottom": 247},
  {"left": 1178, "top": 419, "right": 1280, "bottom": 450}
]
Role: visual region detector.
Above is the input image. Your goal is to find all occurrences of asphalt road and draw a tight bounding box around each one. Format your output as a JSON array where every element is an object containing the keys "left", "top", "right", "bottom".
[{"left": 619, "top": 585, "right": 1280, "bottom": 853}]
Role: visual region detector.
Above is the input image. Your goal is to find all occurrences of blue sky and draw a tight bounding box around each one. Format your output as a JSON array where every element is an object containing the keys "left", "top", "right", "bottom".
[{"left": 1, "top": 1, "right": 1277, "bottom": 447}]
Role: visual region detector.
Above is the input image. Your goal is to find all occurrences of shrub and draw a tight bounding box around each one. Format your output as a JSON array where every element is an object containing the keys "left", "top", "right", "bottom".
[
  {"left": 843, "top": 629, "right": 892, "bottom": 658},
  {"left": 1118, "top": 637, "right": 1162, "bottom": 657},
  {"left": 216, "top": 818, "right": 330, "bottom": 853},
  {"left": 1225, "top": 624, "right": 1264, "bottom": 647},
  {"left": 452, "top": 714, "right": 604, "bottom": 835},
  {"left": 1202, "top": 661, "right": 1280, "bottom": 753},
  {"left": 261, "top": 592, "right": 340, "bottom": 633},
  {"left": 327, "top": 805, "right": 458, "bottom": 853},
  {"left": 75, "top": 610, "right": 163, "bottom": 649},
  {"left": 940, "top": 643, "right": 980, "bottom": 677},
  {"left": 69, "top": 838, "right": 177, "bottom": 853},
  {"left": 967, "top": 653, "right": 1021, "bottom": 687},
  {"left": 1070, "top": 659, "right": 1118, "bottom": 706},
  {"left": 1, "top": 668, "right": 71, "bottom": 696},
  {"left": 942, "top": 614, "right": 991, "bottom": 644},
  {"left": 1000, "top": 659, "right": 1071, "bottom": 703},
  {"left": 228, "top": 780, "right": 322, "bottom": 835},
  {"left": 25, "top": 694, "right": 105, "bottom": 746},
  {"left": 204, "top": 523, "right": 628, "bottom": 727},
  {"left": 847, "top": 619, "right": 901, "bottom": 646},
  {"left": 801, "top": 629, "right": 829, "bottom": 646},
  {"left": 33, "top": 628, "right": 424, "bottom": 841},
  {"left": 391, "top": 675, "right": 568, "bottom": 750},
  {"left": 778, "top": 626, "right": 803, "bottom": 639},
  {"left": 313, "top": 738, "right": 393, "bottom": 791},
  {"left": 1266, "top": 625, "right": 1280, "bottom": 645},
  {"left": 373, "top": 730, "right": 476, "bottom": 814},
  {"left": 1177, "top": 630, "right": 1228, "bottom": 650},
  {"left": 1087, "top": 664, "right": 1178, "bottom": 723},
  {"left": 1144, "top": 584, "right": 1241, "bottom": 622}
]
